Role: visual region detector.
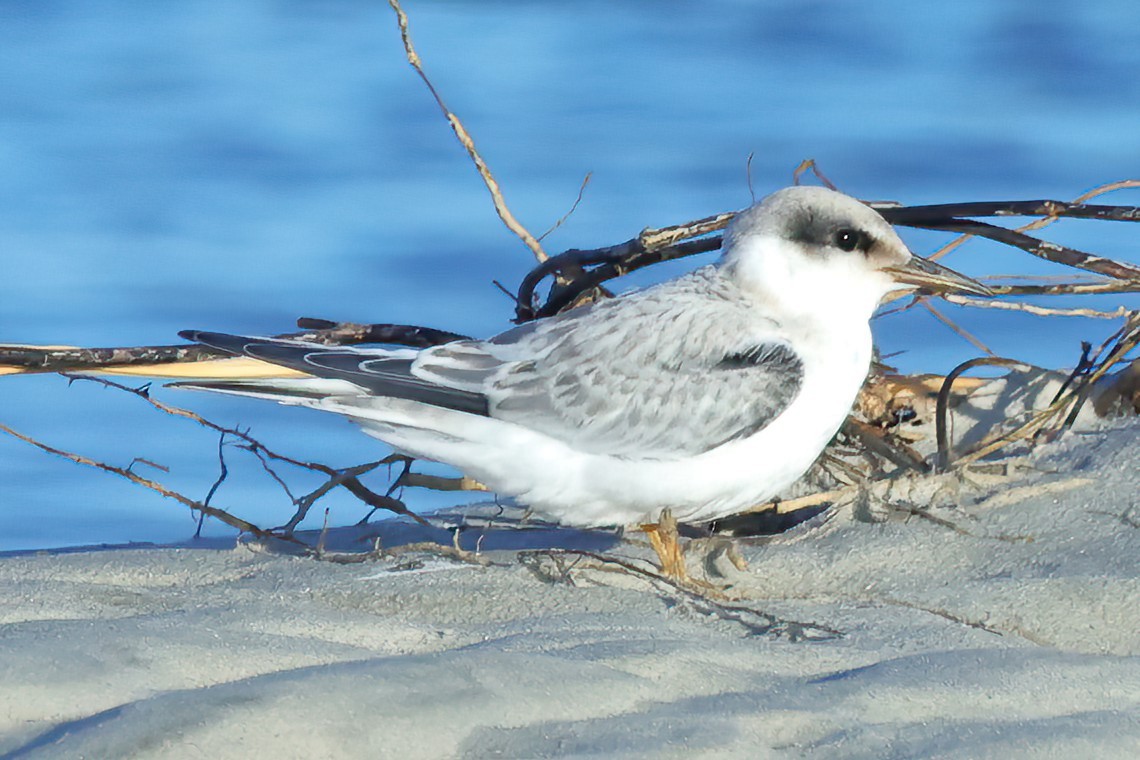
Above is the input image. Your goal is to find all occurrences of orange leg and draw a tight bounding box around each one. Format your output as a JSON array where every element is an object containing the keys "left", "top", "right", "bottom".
[{"left": 640, "top": 508, "right": 688, "bottom": 581}]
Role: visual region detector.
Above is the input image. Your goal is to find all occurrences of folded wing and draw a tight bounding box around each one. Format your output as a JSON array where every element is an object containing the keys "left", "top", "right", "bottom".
[{"left": 179, "top": 267, "right": 805, "bottom": 461}]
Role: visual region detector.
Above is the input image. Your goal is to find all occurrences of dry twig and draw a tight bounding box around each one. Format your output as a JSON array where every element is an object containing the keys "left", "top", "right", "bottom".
[
  {"left": 539, "top": 172, "right": 593, "bottom": 241},
  {"left": 943, "top": 295, "right": 1132, "bottom": 320},
  {"left": 61, "top": 374, "right": 430, "bottom": 531},
  {"left": 928, "top": 179, "right": 1140, "bottom": 262},
  {"left": 940, "top": 313, "right": 1140, "bottom": 468},
  {"left": 0, "top": 421, "right": 285, "bottom": 542},
  {"left": 920, "top": 300, "right": 995, "bottom": 356},
  {"left": 386, "top": 0, "right": 548, "bottom": 263},
  {"left": 0, "top": 319, "right": 467, "bottom": 376},
  {"left": 516, "top": 187, "right": 1140, "bottom": 321}
]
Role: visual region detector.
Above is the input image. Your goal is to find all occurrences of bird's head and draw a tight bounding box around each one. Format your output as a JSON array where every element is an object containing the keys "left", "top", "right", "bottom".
[{"left": 721, "top": 185, "right": 991, "bottom": 320}]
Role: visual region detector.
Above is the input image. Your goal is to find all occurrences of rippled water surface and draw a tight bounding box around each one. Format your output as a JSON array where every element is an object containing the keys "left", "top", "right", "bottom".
[{"left": 2, "top": 1, "right": 1139, "bottom": 550}]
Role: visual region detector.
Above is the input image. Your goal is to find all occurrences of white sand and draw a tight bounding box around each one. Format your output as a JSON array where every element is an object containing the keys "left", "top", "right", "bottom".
[{"left": 2, "top": 421, "right": 1139, "bottom": 758}]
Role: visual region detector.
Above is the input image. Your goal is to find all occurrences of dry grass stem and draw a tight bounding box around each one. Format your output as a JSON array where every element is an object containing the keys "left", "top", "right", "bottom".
[
  {"left": 539, "top": 172, "right": 593, "bottom": 241},
  {"left": 946, "top": 313, "right": 1140, "bottom": 467},
  {"left": 792, "top": 159, "right": 839, "bottom": 191},
  {"left": 943, "top": 295, "right": 1132, "bottom": 319},
  {"left": 921, "top": 300, "right": 996, "bottom": 355},
  {"left": 742, "top": 488, "right": 857, "bottom": 516}
]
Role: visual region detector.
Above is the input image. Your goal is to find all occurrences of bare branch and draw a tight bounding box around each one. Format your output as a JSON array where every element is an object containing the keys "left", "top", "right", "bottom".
[
  {"left": 386, "top": 0, "right": 548, "bottom": 263},
  {"left": 514, "top": 234, "right": 723, "bottom": 321},
  {"left": 894, "top": 217, "right": 1140, "bottom": 282},
  {"left": 990, "top": 281, "right": 1140, "bottom": 297},
  {"left": 63, "top": 374, "right": 430, "bottom": 529},
  {"left": 927, "top": 180, "right": 1140, "bottom": 263},
  {"left": 539, "top": 172, "right": 593, "bottom": 242},
  {"left": 0, "top": 422, "right": 282, "bottom": 541}
]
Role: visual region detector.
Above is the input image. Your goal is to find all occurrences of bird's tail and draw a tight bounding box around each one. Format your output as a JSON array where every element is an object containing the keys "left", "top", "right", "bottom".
[
  {"left": 170, "top": 376, "right": 368, "bottom": 404},
  {"left": 176, "top": 331, "right": 489, "bottom": 415}
]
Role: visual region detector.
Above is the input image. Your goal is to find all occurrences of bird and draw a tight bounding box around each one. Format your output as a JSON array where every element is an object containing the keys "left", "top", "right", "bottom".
[{"left": 176, "top": 186, "right": 991, "bottom": 579}]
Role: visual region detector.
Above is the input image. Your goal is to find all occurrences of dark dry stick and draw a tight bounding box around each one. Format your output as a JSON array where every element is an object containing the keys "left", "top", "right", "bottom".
[
  {"left": 293, "top": 318, "right": 470, "bottom": 347},
  {"left": 899, "top": 218, "right": 1140, "bottom": 283},
  {"left": 1, "top": 320, "right": 467, "bottom": 374},
  {"left": 878, "top": 200, "right": 1140, "bottom": 225},
  {"left": 515, "top": 236, "right": 723, "bottom": 321},
  {"left": 841, "top": 417, "right": 930, "bottom": 473},
  {"left": 0, "top": 422, "right": 285, "bottom": 541},
  {"left": 65, "top": 374, "right": 430, "bottom": 529},
  {"left": 0, "top": 343, "right": 218, "bottom": 373},
  {"left": 278, "top": 460, "right": 388, "bottom": 533},
  {"left": 1058, "top": 313, "right": 1140, "bottom": 431},
  {"left": 924, "top": 181, "right": 1140, "bottom": 263},
  {"left": 934, "top": 357, "right": 1034, "bottom": 471},
  {"left": 517, "top": 197, "right": 1140, "bottom": 320},
  {"left": 196, "top": 431, "right": 231, "bottom": 537},
  {"left": 519, "top": 548, "right": 842, "bottom": 639}
]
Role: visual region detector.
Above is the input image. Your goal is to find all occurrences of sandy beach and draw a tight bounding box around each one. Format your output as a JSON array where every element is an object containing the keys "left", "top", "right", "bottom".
[{"left": 1, "top": 420, "right": 1138, "bottom": 757}]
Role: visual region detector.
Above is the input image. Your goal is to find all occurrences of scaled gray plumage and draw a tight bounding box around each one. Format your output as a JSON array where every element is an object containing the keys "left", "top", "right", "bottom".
[{"left": 184, "top": 266, "right": 804, "bottom": 459}]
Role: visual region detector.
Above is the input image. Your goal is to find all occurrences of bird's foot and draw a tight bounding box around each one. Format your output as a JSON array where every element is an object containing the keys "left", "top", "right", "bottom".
[
  {"left": 641, "top": 508, "right": 689, "bottom": 581},
  {"left": 639, "top": 510, "right": 749, "bottom": 599}
]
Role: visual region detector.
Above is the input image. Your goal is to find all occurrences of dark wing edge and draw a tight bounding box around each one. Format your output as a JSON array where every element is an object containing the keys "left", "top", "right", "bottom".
[
  {"left": 706, "top": 342, "right": 804, "bottom": 449},
  {"left": 178, "top": 330, "right": 490, "bottom": 416}
]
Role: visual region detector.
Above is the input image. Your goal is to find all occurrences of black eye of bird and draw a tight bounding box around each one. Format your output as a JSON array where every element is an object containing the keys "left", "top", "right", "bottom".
[{"left": 833, "top": 228, "right": 868, "bottom": 253}]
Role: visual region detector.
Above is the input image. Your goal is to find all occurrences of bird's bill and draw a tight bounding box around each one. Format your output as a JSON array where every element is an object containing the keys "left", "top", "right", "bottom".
[{"left": 884, "top": 256, "right": 994, "bottom": 296}]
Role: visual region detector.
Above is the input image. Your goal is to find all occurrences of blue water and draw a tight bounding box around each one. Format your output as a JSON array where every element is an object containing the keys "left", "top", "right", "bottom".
[{"left": 2, "top": 0, "right": 1139, "bottom": 551}]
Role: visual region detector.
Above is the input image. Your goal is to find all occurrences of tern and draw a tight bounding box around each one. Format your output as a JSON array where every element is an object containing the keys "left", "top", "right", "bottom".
[{"left": 178, "top": 186, "right": 991, "bottom": 579}]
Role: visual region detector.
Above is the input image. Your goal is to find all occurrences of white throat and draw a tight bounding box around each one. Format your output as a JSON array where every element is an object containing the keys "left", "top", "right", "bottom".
[{"left": 723, "top": 235, "right": 893, "bottom": 328}]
